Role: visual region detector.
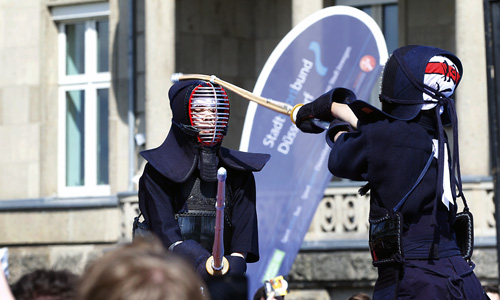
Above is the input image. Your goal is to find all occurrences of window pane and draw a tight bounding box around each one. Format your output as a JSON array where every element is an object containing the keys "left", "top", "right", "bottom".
[
  {"left": 360, "top": 6, "right": 372, "bottom": 16},
  {"left": 66, "top": 23, "right": 85, "bottom": 75},
  {"left": 96, "top": 88, "right": 109, "bottom": 185},
  {"left": 96, "top": 20, "right": 109, "bottom": 73},
  {"left": 383, "top": 4, "right": 398, "bottom": 54},
  {"left": 66, "top": 90, "right": 85, "bottom": 186}
]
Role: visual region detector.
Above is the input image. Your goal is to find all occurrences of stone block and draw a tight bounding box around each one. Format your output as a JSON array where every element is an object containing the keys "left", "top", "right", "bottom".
[
  {"left": 286, "top": 289, "right": 330, "bottom": 300},
  {"left": 289, "top": 250, "right": 377, "bottom": 283},
  {"left": 0, "top": 208, "right": 120, "bottom": 245},
  {"left": 471, "top": 247, "right": 499, "bottom": 280},
  {"left": 3, "top": 86, "right": 30, "bottom": 124},
  {"left": 5, "top": 244, "right": 113, "bottom": 284}
]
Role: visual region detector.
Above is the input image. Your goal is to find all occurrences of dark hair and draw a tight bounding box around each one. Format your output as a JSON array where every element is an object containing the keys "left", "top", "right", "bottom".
[
  {"left": 484, "top": 285, "right": 500, "bottom": 294},
  {"left": 253, "top": 286, "right": 266, "bottom": 300},
  {"left": 252, "top": 285, "right": 285, "bottom": 300},
  {"left": 348, "top": 292, "right": 371, "bottom": 300},
  {"left": 10, "top": 269, "right": 79, "bottom": 300}
]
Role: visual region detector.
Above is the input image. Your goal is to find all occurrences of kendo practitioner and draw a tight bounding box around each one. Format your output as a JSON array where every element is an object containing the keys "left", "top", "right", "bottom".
[
  {"left": 294, "top": 45, "right": 487, "bottom": 299},
  {"left": 136, "top": 80, "right": 270, "bottom": 281}
]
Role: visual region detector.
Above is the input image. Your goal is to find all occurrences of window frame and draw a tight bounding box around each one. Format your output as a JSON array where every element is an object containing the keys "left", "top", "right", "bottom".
[
  {"left": 336, "top": 0, "right": 398, "bottom": 54},
  {"left": 54, "top": 3, "right": 111, "bottom": 197}
]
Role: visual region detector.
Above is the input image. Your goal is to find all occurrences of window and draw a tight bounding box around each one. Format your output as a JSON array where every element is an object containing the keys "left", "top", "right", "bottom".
[
  {"left": 337, "top": 0, "right": 398, "bottom": 106},
  {"left": 382, "top": 3, "right": 398, "bottom": 55},
  {"left": 331, "top": 0, "right": 397, "bottom": 183},
  {"left": 53, "top": 3, "right": 110, "bottom": 196},
  {"left": 338, "top": 0, "right": 398, "bottom": 54}
]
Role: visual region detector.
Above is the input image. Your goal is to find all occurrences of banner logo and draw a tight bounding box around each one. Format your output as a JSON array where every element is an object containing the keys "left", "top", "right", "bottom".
[
  {"left": 241, "top": 6, "right": 388, "bottom": 297},
  {"left": 308, "top": 41, "right": 328, "bottom": 76},
  {"left": 360, "top": 55, "right": 376, "bottom": 72}
]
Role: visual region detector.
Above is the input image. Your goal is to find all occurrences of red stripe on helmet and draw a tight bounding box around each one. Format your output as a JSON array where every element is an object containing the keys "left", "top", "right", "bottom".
[{"left": 425, "top": 62, "right": 461, "bottom": 84}]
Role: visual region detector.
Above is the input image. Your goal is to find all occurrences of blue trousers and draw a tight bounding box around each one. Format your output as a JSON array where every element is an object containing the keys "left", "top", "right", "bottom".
[{"left": 373, "top": 256, "right": 487, "bottom": 300}]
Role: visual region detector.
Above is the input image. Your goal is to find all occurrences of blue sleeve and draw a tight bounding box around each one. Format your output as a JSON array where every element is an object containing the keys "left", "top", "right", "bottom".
[
  {"left": 138, "top": 163, "right": 184, "bottom": 249},
  {"left": 327, "top": 124, "right": 369, "bottom": 182},
  {"left": 227, "top": 170, "right": 260, "bottom": 263},
  {"left": 325, "top": 119, "right": 355, "bottom": 148}
]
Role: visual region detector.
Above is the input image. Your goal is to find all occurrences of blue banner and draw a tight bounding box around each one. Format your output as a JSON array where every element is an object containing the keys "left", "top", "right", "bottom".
[{"left": 239, "top": 6, "right": 388, "bottom": 297}]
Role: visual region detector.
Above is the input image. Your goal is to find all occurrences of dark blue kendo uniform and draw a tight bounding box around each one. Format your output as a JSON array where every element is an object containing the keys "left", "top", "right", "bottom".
[
  {"left": 327, "top": 114, "right": 485, "bottom": 300},
  {"left": 295, "top": 45, "right": 487, "bottom": 300},
  {"left": 137, "top": 80, "right": 270, "bottom": 277},
  {"left": 139, "top": 139, "right": 269, "bottom": 263}
]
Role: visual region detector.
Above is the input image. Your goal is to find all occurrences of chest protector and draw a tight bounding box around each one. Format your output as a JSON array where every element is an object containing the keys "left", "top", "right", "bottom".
[{"left": 176, "top": 176, "right": 233, "bottom": 251}]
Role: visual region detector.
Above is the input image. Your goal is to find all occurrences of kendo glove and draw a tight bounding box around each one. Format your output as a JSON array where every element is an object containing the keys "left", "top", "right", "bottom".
[
  {"left": 295, "top": 88, "right": 356, "bottom": 134},
  {"left": 171, "top": 240, "right": 211, "bottom": 280},
  {"left": 295, "top": 90, "right": 335, "bottom": 134},
  {"left": 326, "top": 119, "right": 355, "bottom": 140},
  {"left": 224, "top": 255, "right": 247, "bottom": 276}
]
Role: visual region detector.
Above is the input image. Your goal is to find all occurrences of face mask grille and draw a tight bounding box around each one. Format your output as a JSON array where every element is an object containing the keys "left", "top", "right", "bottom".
[{"left": 188, "top": 83, "right": 230, "bottom": 146}]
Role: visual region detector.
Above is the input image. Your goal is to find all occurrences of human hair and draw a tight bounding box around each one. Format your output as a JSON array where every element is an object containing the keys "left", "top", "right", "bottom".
[
  {"left": 252, "top": 285, "right": 286, "bottom": 300},
  {"left": 484, "top": 284, "right": 500, "bottom": 294},
  {"left": 77, "top": 236, "right": 208, "bottom": 300},
  {"left": 348, "top": 292, "right": 371, "bottom": 300},
  {"left": 10, "top": 268, "right": 79, "bottom": 300},
  {"left": 253, "top": 286, "right": 266, "bottom": 300}
]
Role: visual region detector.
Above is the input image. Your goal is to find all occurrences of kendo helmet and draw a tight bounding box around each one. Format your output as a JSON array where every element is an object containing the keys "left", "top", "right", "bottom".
[
  {"left": 345, "top": 46, "right": 466, "bottom": 223},
  {"left": 380, "top": 45, "right": 462, "bottom": 120},
  {"left": 348, "top": 45, "right": 463, "bottom": 122},
  {"left": 169, "top": 80, "right": 230, "bottom": 147}
]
